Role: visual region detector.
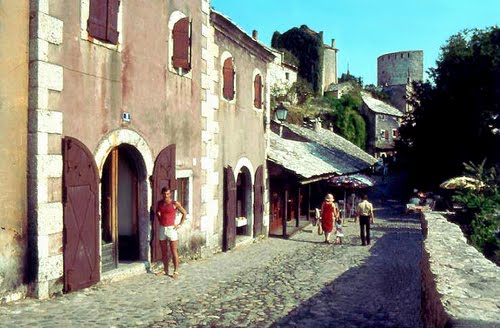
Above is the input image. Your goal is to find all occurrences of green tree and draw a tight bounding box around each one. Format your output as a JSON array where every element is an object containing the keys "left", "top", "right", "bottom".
[
  {"left": 452, "top": 160, "right": 499, "bottom": 263},
  {"left": 338, "top": 72, "right": 363, "bottom": 86},
  {"left": 320, "top": 93, "right": 367, "bottom": 149},
  {"left": 271, "top": 25, "right": 323, "bottom": 93},
  {"left": 397, "top": 27, "right": 500, "bottom": 189}
]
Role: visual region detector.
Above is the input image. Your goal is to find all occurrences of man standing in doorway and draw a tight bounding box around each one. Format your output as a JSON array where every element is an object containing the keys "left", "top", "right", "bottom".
[
  {"left": 356, "top": 194, "right": 374, "bottom": 246},
  {"left": 156, "top": 187, "right": 187, "bottom": 278}
]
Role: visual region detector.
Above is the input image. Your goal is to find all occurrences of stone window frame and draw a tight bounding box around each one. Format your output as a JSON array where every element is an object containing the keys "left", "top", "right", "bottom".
[
  {"left": 168, "top": 10, "right": 193, "bottom": 79},
  {"left": 80, "top": 0, "right": 123, "bottom": 51}
]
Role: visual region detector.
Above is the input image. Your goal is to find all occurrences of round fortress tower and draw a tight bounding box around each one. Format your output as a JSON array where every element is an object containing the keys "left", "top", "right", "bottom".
[{"left": 377, "top": 50, "right": 423, "bottom": 86}]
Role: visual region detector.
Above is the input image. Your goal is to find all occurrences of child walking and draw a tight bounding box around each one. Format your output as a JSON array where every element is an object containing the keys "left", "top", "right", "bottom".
[{"left": 334, "top": 218, "right": 344, "bottom": 245}]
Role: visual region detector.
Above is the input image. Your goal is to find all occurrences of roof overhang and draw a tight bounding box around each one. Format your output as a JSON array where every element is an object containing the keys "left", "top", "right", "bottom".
[{"left": 210, "top": 11, "right": 275, "bottom": 63}]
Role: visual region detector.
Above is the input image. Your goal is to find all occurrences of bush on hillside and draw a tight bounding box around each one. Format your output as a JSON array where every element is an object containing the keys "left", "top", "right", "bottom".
[{"left": 451, "top": 160, "right": 500, "bottom": 264}]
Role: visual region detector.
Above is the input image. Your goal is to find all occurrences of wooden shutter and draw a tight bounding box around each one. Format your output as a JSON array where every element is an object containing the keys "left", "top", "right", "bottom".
[
  {"left": 88, "top": 0, "right": 107, "bottom": 41},
  {"left": 63, "top": 137, "right": 100, "bottom": 292},
  {"left": 253, "top": 165, "right": 264, "bottom": 236},
  {"left": 151, "top": 144, "right": 176, "bottom": 262},
  {"left": 107, "top": 0, "right": 119, "bottom": 44},
  {"left": 223, "top": 166, "right": 236, "bottom": 251},
  {"left": 254, "top": 74, "right": 262, "bottom": 108},
  {"left": 223, "top": 58, "right": 234, "bottom": 101},
  {"left": 172, "top": 18, "right": 191, "bottom": 70},
  {"left": 385, "top": 130, "right": 389, "bottom": 139}
]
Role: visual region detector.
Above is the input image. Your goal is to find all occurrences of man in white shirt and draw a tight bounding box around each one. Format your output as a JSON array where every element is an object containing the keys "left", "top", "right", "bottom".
[{"left": 356, "top": 194, "right": 374, "bottom": 246}]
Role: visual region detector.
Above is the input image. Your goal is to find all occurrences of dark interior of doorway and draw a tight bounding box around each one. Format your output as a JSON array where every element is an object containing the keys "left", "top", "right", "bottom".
[
  {"left": 236, "top": 169, "right": 249, "bottom": 236},
  {"left": 101, "top": 145, "right": 140, "bottom": 272}
]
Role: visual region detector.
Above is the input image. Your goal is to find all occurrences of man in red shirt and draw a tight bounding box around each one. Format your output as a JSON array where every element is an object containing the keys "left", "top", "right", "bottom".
[{"left": 156, "top": 187, "right": 187, "bottom": 278}]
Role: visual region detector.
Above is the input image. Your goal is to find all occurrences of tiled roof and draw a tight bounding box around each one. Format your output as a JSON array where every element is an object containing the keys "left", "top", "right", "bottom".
[
  {"left": 269, "top": 134, "right": 341, "bottom": 180},
  {"left": 268, "top": 124, "right": 377, "bottom": 182},
  {"left": 361, "top": 92, "right": 403, "bottom": 117}
]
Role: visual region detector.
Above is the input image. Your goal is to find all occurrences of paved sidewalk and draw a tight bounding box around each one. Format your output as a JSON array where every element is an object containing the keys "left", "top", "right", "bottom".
[{"left": 0, "top": 205, "right": 422, "bottom": 327}]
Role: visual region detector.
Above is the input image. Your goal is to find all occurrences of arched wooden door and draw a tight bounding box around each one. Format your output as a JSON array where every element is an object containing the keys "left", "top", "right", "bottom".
[
  {"left": 223, "top": 166, "right": 236, "bottom": 251},
  {"left": 63, "top": 137, "right": 100, "bottom": 292},
  {"left": 253, "top": 165, "right": 264, "bottom": 236},
  {"left": 151, "top": 144, "right": 176, "bottom": 262}
]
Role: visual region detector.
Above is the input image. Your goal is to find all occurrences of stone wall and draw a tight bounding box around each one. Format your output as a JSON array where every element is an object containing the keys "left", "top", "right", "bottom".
[
  {"left": 377, "top": 50, "right": 423, "bottom": 86},
  {"left": 0, "top": 0, "right": 29, "bottom": 302},
  {"left": 420, "top": 213, "right": 500, "bottom": 327},
  {"left": 321, "top": 42, "right": 338, "bottom": 92}
]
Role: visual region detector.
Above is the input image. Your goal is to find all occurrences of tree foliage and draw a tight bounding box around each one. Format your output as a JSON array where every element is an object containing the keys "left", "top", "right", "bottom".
[
  {"left": 339, "top": 72, "right": 363, "bottom": 86},
  {"left": 271, "top": 25, "right": 323, "bottom": 93},
  {"left": 397, "top": 27, "right": 500, "bottom": 190},
  {"left": 452, "top": 160, "right": 499, "bottom": 263},
  {"left": 319, "top": 93, "right": 367, "bottom": 149}
]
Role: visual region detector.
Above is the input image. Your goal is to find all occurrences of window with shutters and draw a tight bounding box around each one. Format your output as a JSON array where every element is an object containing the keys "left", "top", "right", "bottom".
[
  {"left": 87, "top": 0, "right": 120, "bottom": 45},
  {"left": 175, "top": 170, "right": 193, "bottom": 222},
  {"left": 172, "top": 17, "right": 191, "bottom": 72},
  {"left": 253, "top": 74, "right": 262, "bottom": 109},
  {"left": 223, "top": 57, "right": 235, "bottom": 101},
  {"left": 380, "top": 129, "right": 387, "bottom": 140},
  {"left": 176, "top": 178, "right": 189, "bottom": 215},
  {"left": 392, "top": 129, "right": 399, "bottom": 138}
]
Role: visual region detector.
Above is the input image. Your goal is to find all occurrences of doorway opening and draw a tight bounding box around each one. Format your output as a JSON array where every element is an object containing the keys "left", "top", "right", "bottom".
[
  {"left": 101, "top": 144, "right": 146, "bottom": 272},
  {"left": 235, "top": 166, "right": 252, "bottom": 241}
]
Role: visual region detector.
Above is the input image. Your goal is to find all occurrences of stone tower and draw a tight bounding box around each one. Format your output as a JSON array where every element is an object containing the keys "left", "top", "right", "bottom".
[
  {"left": 377, "top": 50, "right": 423, "bottom": 112},
  {"left": 321, "top": 39, "right": 338, "bottom": 92}
]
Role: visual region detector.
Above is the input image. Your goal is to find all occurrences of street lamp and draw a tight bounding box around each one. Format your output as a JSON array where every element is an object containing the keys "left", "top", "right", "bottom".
[
  {"left": 274, "top": 102, "right": 288, "bottom": 137},
  {"left": 274, "top": 102, "right": 289, "bottom": 122}
]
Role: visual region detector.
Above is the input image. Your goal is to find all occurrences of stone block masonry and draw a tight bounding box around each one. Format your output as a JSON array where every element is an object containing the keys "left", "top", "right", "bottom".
[
  {"left": 28, "top": 2, "right": 65, "bottom": 299},
  {"left": 420, "top": 213, "right": 500, "bottom": 327}
]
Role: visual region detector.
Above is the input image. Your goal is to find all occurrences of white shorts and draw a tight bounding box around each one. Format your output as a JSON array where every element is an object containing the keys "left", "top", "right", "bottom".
[{"left": 159, "top": 226, "right": 178, "bottom": 241}]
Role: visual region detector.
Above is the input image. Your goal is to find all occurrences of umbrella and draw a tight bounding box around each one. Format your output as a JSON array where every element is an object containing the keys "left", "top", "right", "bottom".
[
  {"left": 328, "top": 174, "right": 375, "bottom": 218},
  {"left": 439, "top": 176, "right": 484, "bottom": 190}
]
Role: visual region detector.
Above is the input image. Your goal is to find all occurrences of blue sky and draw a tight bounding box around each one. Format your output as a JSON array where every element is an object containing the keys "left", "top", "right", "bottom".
[{"left": 211, "top": 0, "right": 499, "bottom": 86}]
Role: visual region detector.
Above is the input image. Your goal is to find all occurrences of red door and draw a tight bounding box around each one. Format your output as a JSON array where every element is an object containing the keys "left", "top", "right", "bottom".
[
  {"left": 223, "top": 166, "right": 236, "bottom": 251},
  {"left": 63, "top": 137, "right": 100, "bottom": 292},
  {"left": 253, "top": 165, "right": 264, "bottom": 236},
  {"left": 151, "top": 144, "right": 176, "bottom": 262}
]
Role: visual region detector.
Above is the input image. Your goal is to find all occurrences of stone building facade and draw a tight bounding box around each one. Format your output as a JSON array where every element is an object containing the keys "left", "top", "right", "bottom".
[
  {"left": 360, "top": 92, "right": 403, "bottom": 157},
  {"left": 1, "top": 0, "right": 279, "bottom": 301},
  {"left": 209, "top": 11, "right": 273, "bottom": 251},
  {"left": 267, "top": 48, "right": 298, "bottom": 103},
  {"left": 24, "top": 0, "right": 211, "bottom": 300},
  {"left": 321, "top": 39, "right": 339, "bottom": 93},
  {"left": 0, "top": 0, "right": 30, "bottom": 302}
]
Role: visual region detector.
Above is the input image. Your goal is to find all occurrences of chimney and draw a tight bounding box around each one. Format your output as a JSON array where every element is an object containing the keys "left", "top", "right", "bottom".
[
  {"left": 252, "top": 30, "right": 258, "bottom": 40},
  {"left": 331, "top": 39, "right": 336, "bottom": 48}
]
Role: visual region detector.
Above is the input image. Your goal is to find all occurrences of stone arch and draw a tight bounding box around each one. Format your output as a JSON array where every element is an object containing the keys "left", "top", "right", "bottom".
[
  {"left": 94, "top": 128, "right": 153, "bottom": 176},
  {"left": 167, "top": 10, "right": 191, "bottom": 77},
  {"left": 168, "top": 10, "right": 187, "bottom": 30},
  {"left": 233, "top": 156, "right": 255, "bottom": 185},
  {"left": 94, "top": 128, "right": 154, "bottom": 261}
]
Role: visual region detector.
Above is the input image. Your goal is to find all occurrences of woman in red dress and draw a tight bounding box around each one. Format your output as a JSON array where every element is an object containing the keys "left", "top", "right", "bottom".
[{"left": 321, "top": 193, "right": 339, "bottom": 244}]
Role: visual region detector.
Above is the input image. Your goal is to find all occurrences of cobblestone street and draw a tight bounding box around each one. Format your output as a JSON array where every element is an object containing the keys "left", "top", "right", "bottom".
[{"left": 1, "top": 204, "right": 422, "bottom": 327}]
